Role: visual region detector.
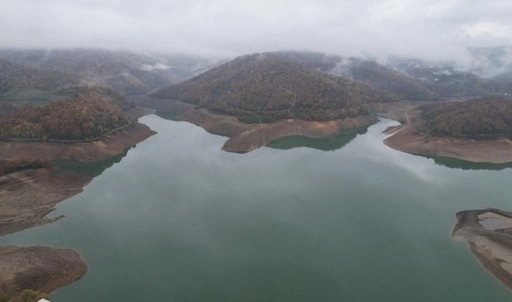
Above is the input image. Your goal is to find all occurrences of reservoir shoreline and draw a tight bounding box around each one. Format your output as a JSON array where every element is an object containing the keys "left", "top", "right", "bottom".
[
  {"left": 452, "top": 209, "right": 512, "bottom": 290},
  {"left": 0, "top": 111, "right": 156, "bottom": 300},
  {"left": 382, "top": 104, "right": 512, "bottom": 164},
  {"left": 138, "top": 98, "right": 378, "bottom": 153}
]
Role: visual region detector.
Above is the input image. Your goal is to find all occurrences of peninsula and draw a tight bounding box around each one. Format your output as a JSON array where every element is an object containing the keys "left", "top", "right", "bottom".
[
  {"left": 452, "top": 208, "right": 512, "bottom": 289},
  {"left": 150, "top": 52, "right": 397, "bottom": 152},
  {"left": 384, "top": 97, "right": 512, "bottom": 163},
  {"left": 0, "top": 86, "right": 155, "bottom": 300}
]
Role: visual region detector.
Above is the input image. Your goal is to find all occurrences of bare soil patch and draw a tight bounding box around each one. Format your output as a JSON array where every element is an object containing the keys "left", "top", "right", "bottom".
[
  {"left": 0, "top": 246, "right": 87, "bottom": 299},
  {"left": 383, "top": 104, "right": 512, "bottom": 164},
  {"left": 453, "top": 209, "right": 512, "bottom": 290},
  {"left": 141, "top": 99, "right": 378, "bottom": 153},
  {"left": 0, "top": 122, "right": 155, "bottom": 162}
]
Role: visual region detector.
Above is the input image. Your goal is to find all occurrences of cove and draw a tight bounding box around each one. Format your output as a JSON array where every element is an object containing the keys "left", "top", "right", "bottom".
[{"left": 1, "top": 115, "right": 512, "bottom": 301}]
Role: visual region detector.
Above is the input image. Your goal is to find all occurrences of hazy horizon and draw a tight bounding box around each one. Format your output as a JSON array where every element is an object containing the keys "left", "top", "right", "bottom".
[{"left": 2, "top": 0, "right": 511, "bottom": 62}]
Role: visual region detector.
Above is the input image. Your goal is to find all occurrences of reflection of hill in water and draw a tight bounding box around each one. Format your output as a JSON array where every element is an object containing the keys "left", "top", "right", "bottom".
[
  {"left": 156, "top": 110, "right": 182, "bottom": 121},
  {"left": 52, "top": 147, "right": 131, "bottom": 177},
  {"left": 432, "top": 156, "right": 512, "bottom": 171},
  {"left": 267, "top": 128, "right": 368, "bottom": 151}
]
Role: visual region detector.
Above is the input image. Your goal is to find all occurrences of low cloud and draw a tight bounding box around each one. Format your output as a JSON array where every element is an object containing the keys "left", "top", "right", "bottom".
[{"left": 1, "top": 0, "right": 511, "bottom": 61}]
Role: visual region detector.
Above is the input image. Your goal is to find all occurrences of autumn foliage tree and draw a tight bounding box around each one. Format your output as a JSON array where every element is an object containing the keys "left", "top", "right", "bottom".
[
  {"left": 153, "top": 53, "right": 398, "bottom": 123},
  {"left": 422, "top": 97, "right": 512, "bottom": 139},
  {"left": 0, "top": 87, "right": 131, "bottom": 140}
]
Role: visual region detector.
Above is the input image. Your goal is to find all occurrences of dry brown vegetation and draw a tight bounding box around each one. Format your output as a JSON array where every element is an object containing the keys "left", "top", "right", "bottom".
[
  {"left": 154, "top": 53, "right": 398, "bottom": 123},
  {"left": 0, "top": 59, "right": 78, "bottom": 92},
  {"left": 0, "top": 87, "right": 131, "bottom": 140},
  {"left": 422, "top": 97, "right": 512, "bottom": 139}
]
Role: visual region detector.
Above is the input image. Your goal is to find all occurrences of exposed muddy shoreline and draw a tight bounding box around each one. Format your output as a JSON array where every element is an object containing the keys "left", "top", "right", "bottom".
[
  {"left": 0, "top": 121, "right": 156, "bottom": 162},
  {"left": 0, "top": 168, "right": 92, "bottom": 301},
  {"left": 0, "top": 168, "right": 92, "bottom": 237},
  {"left": 0, "top": 110, "right": 156, "bottom": 300},
  {"left": 0, "top": 246, "right": 88, "bottom": 299},
  {"left": 453, "top": 209, "right": 512, "bottom": 290},
  {"left": 138, "top": 98, "right": 378, "bottom": 153},
  {"left": 383, "top": 105, "right": 512, "bottom": 164}
]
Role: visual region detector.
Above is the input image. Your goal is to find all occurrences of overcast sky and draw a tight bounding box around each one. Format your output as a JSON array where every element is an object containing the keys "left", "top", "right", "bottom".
[{"left": 1, "top": 0, "right": 511, "bottom": 60}]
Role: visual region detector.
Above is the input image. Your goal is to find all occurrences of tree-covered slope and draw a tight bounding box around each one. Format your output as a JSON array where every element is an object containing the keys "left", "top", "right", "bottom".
[
  {"left": 422, "top": 97, "right": 512, "bottom": 139},
  {"left": 154, "top": 53, "right": 398, "bottom": 122},
  {"left": 0, "top": 59, "right": 77, "bottom": 92},
  {"left": 0, "top": 87, "right": 131, "bottom": 140},
  {"left": 0, "top": 49, "right": 213, "bottom": 95}
]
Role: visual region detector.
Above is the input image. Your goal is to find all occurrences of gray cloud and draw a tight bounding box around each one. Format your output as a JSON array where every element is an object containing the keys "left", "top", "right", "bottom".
[{"left": 1, "top": 0, "right": 511, "bottom": 60}]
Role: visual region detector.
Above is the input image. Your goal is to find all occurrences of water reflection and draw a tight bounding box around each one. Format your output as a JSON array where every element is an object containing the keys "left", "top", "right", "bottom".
[
  {"left": 431, "top": 156, "right": 512, "bottom": 171},
  {"left": 3, "top": 115, "right": 512, "bottom": 302},
  {"left": 156, "top": 110, "right": 182, "bottom": 121},
  {"left": 267, "top": 127, "right": 368, "bottom": 151},
  {"left": 52, "top": 147, "right": 131, "bottom": 177}
]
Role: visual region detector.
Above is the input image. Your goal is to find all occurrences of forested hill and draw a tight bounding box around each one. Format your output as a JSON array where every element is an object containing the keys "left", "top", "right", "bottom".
[
  {"left": 421, "top": 97, "right": 512, "bottom": 140},
  {"left": 0, "top": 59, "right": 78, "bottom": 92},
  {"left": 266, "top": 52, "right": 438, "bottom": 101},
  {"left": 0, "top": 49, "right": 213, "bottom": 95},
  {"left": 153, "top": 53, "right": 398, "bottom": 123},
  {"left": 0, "top": 87, "right": 131, "bottom": 140}
]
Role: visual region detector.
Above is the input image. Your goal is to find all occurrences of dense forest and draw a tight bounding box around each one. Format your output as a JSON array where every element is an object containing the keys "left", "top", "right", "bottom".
[
  {"left": 0, "top": 59, "right": 81, "bottom": 105},
  {"left": 340, "top": 59, "right": 438, "bottom": 101},
  {"left": 267, "top": 52, "right": 439, "bottom": 101},
  {"left": 422, "top": 97, "right": 512, "bottom": 139},
  {"left": 0, "top": 49, "right": 212, "bottom": 95},
  {"left": 0, "top": 87, "right": 131, "bottom": 140},
  {"left": 0, "top": 59, "right": 78, "bottom": 91},
  {"left": 154, "top": 53, "right": 398, "bottom": 123}
]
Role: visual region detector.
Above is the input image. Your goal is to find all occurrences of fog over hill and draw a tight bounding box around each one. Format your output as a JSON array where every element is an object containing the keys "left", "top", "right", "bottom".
[
  {"left": 2, "top": 0, "right": 511, "bottom": 63},
  {"left": 0, "top": 49, "right": 214, "bottom": 95}
]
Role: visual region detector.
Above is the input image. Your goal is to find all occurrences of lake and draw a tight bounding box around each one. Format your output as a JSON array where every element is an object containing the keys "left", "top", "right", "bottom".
[{"left": 1, "top": 114, "right": 512, "bottom": 301}]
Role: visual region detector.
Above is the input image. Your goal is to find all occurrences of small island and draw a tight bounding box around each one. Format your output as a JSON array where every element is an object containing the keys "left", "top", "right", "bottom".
[{"left": 384, "top": 97, "right": 512, "bottom": 163}]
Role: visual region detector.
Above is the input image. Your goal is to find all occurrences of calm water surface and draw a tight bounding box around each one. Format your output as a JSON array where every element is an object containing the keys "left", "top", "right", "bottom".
[{"left": 2, "top": 115, "right": 512, "bottom": 301}]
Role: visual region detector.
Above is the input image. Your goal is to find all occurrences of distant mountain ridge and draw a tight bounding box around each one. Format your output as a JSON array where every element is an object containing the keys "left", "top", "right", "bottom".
[
  {"left": 0, "top": 59, "right": 78, "bottom": 92},
  {"left": 269, "top": 50, "right": 512, "bottom": 100},
  {"left": 261, "top": 51, "right": 438, "bottom": 101},
  {"left": 387, "top": 56, "right": 512, "bottom": 98},
  {"left": 0, "top": 49, "right": 213, "bottom": 95},
  {"left": 468, "top": 46, "right": 512, "bottom": 77}
]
